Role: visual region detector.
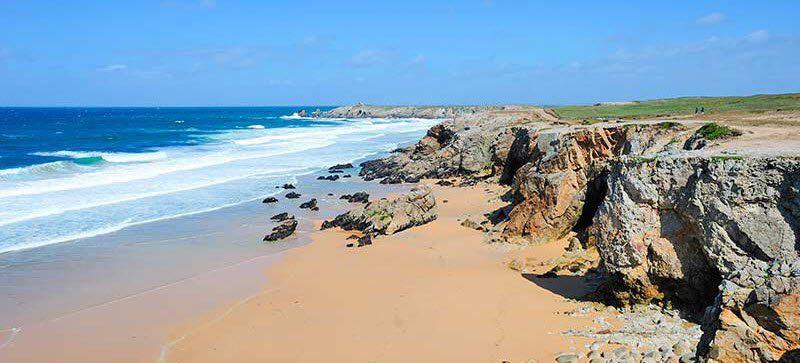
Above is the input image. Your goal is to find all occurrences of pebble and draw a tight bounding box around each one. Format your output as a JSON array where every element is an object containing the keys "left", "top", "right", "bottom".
[{"left": 554, "top": 353, "right": 579, "bottom": 363}]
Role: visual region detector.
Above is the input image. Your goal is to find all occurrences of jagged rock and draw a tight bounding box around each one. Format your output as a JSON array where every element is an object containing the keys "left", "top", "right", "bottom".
[
  {"left": 357, "top": 234, "right": 373, "bottom": 247},
  {"left": 263, "top": 219, "right": 298, "bottom": 242},
  {"left": 270, "top": 212, "right": 293, "bottom": 222},
  {"left": 590, "top": 157, "right": 800, "bottom": 362},
  {"left": 262, "top": 196, "right": 278, "bottom": 203},
  {"left": 460, "top": 218, "right": 484, "bottom": 231},
  {"left": 322, "top": 185, "right": 437, "bottom": 235},
  {"left": 285, "top": 191, "right": 301, "bottom": 199},
  {"left": 282, "top": 183, "right": 296, "bottom": 189},
  {"left": 342, "top": 174, "right": 351, "bottom": 178},
  {"left": 296, "top": 109, "right": 308, "bottom": 117},
  {"left": 299, "top": 198, "right": 318, "bottom": 211},
  {"left": 436, "top": 179, "right": 454, "bottom": 186},
  {"left": 311, "top": 108, "right": 322, "bottom": 117},
  {"left": 339, "top": 191, "right": 369, "bottom": 203},
  {"left": 328, "top": 169, "right": 344, "bottom": 174},
  {"left": 317, "top": 175, "right": 340, "bottom": 181},
  {"left": 329, "top": 163, "right": 353, "bottom": 171}
]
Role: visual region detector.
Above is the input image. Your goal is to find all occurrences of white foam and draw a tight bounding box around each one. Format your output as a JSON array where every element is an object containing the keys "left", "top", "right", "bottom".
[
  {"left": 31, "top": 150, "right": 168, "bottom": 163},
  {"left": 0, "top": 117, "right": 441, "bottom": 253},
  {"left": 246, "top": 124, "right": 265, "bottom": 129}
]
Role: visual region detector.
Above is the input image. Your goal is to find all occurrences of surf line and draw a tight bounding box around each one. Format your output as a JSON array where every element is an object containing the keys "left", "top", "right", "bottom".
[{"left": 0, "top": 327, "right": 22, "bottom": 351}]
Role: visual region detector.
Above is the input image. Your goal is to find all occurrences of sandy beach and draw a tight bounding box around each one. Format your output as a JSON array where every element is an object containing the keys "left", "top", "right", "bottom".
[{"left": 162, "top": 183, "right": 602, "bottom": 363}]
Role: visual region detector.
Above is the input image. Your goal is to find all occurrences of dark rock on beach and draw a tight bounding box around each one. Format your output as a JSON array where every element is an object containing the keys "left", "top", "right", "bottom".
[
  {"left": 270, "top": 212, "right": 293, "bottom": 222},
  {"left": 282, "top": 183, "right": 296, "bottom": 189},
  {"left": 317, "top": 175, "right": 340, "bottom": 181},
  {"left": 328, "top": 163, "right": 353, "bottom": 171},
  {"left": 322, "top": 185, "right": 436, "bottom": 235},
  {"left": 299, "top": 198, "right": 318, "bottom": 211},
  {"left": 339, "top": 191, "right": 369, "bottom": 203},
  {"left": 285, "top": 191, "right": 301, "bottom": 199},
  {"left": 263, "top": 219, "right": 298, "bottom": 242},
  {"left": 262, "top": 196, "right": 278, "bottom": 203}
]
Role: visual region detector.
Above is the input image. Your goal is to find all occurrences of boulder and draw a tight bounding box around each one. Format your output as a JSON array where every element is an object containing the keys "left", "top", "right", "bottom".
[
  {"left": 270, "top": 212, "right": 293, "bottom": 222},
  {"left": 322, "top": 185, "right": 437, "bottom": 235},
  {"left": 329, "top": 163, "right": 353, "bottom": 171},
  {"left": 299, "top": 198, "right": 318, "bottom": 211},
  {"left": 262, "top": 196, "right": 278, "bottom": 203},
  {"left": 285, "top": 191, "right": 301, "bottom": 199},
  {"left": 317, "top": 175, "right": 340, "bottom": 181},
  {"left": 339, "top": 191, "right": 369, "bottom": 203},
  {"left": 263, "top": 219, "right": 298, "bottom": 242},
  {"left": 282, "top": 183, "right": 296, "bottom": 189}
]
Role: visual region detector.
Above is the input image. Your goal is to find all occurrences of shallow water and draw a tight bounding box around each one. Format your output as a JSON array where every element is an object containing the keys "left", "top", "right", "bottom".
[{"left": 0, "top": 107, "right": 438, "bottom": 253}]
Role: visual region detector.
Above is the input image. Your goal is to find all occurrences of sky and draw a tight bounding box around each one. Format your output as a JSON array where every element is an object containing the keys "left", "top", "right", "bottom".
[{"left": 0, "top": 0, "right": 798, "bottom": 106}]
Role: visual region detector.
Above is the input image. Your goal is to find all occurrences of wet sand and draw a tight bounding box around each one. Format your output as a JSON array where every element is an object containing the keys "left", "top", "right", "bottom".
[
  {"left": 164, "top": 183, "right": 600, "bottom": 363},
  {"left": 0, "top": 174, "right": 410, "bottom": 363}
]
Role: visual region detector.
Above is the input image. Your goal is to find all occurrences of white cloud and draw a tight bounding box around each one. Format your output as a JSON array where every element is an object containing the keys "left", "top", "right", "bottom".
[
  {"left": 746, "top": 30, "right": 770, "bottom": 43},
  {"left": 97, "top": 64, "right": 128, "bottom": 72},
  {"left": 696, "top": 12, "right": 726, "bottom": 25},
  {"left": 349, "top": 50, "right": 385, "bottom": 67}
]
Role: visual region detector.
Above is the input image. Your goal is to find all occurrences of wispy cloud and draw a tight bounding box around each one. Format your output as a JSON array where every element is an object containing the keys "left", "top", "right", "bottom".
[
  {"left": 746, "top": 29, "right": 770, "bottom": 43},
  {"left": 696, "top": 12, "right": 726, "bottom": 26},
  {"left": 349, "top": 49, "right": 385, "bottom": 68},
  {"left": 410, "top": 54, "right": 427, "bottom": 65},
  {"left": 96, "top": 64, "right": 128, "bottom": 72}
]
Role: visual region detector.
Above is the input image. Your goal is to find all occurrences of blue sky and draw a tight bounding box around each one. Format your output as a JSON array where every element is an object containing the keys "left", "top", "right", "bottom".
[{"left": 0, "top": 1, "right": 798, "bottom": 106}]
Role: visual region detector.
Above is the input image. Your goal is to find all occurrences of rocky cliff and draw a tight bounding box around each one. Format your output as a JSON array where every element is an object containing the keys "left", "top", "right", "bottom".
[
  {"left": 592, "top": 157, "right": 800, "bottom": 362},
  {"left": 320, "top": 103, "right": 558, "bottom": 120},
  {"left": 357, "top": 106, "right": 800, "bottom": 362}
]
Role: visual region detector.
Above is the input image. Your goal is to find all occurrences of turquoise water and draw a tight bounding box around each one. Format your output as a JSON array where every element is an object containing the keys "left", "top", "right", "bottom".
[{"left": 0, "top": 107, "right": 438, "bottom": 253}]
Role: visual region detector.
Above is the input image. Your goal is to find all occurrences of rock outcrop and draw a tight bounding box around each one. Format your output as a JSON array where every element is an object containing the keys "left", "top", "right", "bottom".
[
  {"left": 264, "top": 218, "right": 298, "bottom": 242},
  {"left": 322, "top": 185, "right": 437, "bottom": 235},
  {"left": 591, "top": 157, "right": 800, "bottom": 362},
  {"left": 319, "top": 104, "right": 554, "bottom": 120},
  {"left": 356, "top": 106, "right": 797, "bottom": 361}
]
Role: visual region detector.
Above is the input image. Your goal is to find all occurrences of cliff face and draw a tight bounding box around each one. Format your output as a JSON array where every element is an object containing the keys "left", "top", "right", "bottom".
[
  {"left": 592, "top": 157, "right": 800, "bottom": 362},
  {"left": 356, "top": 107, "right": 800, "bottom": 362}
]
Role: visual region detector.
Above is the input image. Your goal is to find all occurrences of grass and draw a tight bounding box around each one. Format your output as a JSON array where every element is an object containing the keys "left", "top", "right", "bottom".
[
  {"left": 552, "top": 93, "right": 800, "bottom": 120},
  {"left": 696, "top": 123, "right": 741, "bottom": 140}
]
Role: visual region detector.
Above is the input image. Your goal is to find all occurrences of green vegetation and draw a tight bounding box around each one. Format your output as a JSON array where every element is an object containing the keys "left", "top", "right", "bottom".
[
  {"left": 658, "top": 121, "right": 682, "bottom": 129},
  {"left": 552, "top": 93, "right": 800, "bottom": 120},
  {"left": 711, "top": 155, "right": 744, "bottom": 162},
  {"left": 696, "top": 123, "right": 741, "bottom": 140}
]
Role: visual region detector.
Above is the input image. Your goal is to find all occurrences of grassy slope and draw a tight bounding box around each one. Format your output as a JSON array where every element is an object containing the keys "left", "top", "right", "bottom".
[{"left": 552, "top": 93, "right": 800, "bottom": 120}]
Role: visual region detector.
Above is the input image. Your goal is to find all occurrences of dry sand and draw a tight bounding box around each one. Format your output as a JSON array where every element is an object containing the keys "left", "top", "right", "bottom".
[{"left": 163, "top": 184, "right": 603, "bottom": 363}]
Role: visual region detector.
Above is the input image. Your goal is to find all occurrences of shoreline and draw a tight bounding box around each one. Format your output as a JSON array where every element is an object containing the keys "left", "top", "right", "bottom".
[
  {"left": 0, "top": 168, "right": 414, "bottom": 363},
  {"left": 162, "top": 182, "right": 606, "bottom": 363}
]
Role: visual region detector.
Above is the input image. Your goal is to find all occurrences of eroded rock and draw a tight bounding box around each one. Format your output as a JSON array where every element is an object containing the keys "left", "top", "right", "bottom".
[{"left": 322, "top": 185, "right": 437, "bottom": 235}]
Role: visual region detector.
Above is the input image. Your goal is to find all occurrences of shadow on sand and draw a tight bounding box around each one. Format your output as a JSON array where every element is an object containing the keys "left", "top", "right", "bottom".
[{"left": 521, "top": 273, "right": 600, "bottom": 301}]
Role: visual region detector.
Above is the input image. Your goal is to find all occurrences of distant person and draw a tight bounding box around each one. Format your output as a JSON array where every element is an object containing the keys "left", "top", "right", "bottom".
[{"left": 701, "top": 107, "right": 705, "bottom": 113}]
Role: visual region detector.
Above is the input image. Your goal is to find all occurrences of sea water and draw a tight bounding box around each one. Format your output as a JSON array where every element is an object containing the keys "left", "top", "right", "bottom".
[{"left": 0, "top": 107, "right": 438, "bottom": 254}]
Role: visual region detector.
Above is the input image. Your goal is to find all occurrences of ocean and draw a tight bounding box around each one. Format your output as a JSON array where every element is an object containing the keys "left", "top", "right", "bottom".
[{"left": 0, "top": 107, "right": 439, "bottom": 254}]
